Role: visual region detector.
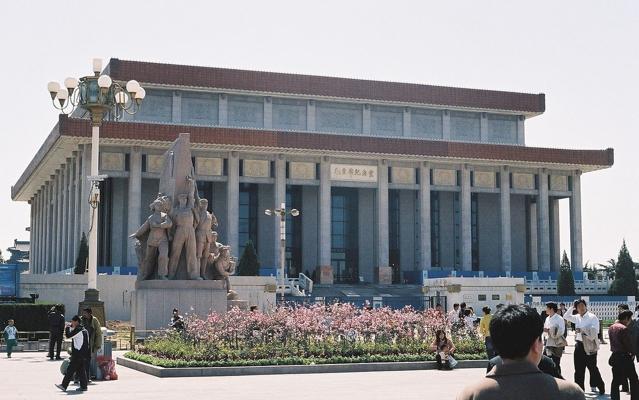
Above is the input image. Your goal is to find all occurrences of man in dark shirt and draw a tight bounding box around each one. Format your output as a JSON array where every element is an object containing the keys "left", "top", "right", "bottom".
[
  {"left": 47, "top": 305, "right": 65, "bottom": 360},
  {"left": 608, "top": 310, "right": 638, "bottom": 400},
  {"left": 487, "top": 354, "right": 562, "bottom": 379}
]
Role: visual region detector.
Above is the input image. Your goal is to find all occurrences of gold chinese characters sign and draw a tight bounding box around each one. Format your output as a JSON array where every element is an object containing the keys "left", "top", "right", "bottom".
[{"left": 330, "top": 164, "right": 378, "bottom": 182}]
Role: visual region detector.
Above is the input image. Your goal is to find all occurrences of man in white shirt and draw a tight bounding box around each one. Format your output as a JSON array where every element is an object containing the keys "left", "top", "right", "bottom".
[
  {"left": 563, "top": 299, "right": 605, "bottom": 395},
  {"left": 448, "top": 303, "right": 460, "bottom": 324},
  {"left": 544, "top": 302, "right": 566, "bottom": 376}
]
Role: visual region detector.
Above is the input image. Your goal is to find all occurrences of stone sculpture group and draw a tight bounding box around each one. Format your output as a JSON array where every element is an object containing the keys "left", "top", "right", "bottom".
[{"left": 129, "top": 134, "right": 237, "bottom": 299}]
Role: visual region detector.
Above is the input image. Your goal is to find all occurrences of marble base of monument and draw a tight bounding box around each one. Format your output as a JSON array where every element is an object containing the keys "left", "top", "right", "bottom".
[
  {"left": 79, "top": 289, "right": 106, "bottom": 326},
  {"left": 132, "top": 280, "right": 228, "bottom": 331}
]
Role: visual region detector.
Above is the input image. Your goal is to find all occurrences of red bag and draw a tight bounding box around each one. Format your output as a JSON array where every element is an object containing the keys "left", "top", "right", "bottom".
[{"left": 97, "top": 356, "right": 118, "bottom": 381}]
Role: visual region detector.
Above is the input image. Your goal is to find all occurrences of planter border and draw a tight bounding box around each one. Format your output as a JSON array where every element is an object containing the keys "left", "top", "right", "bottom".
[{"left": 117, "top": 356, "right": 487, "bottom": 378}]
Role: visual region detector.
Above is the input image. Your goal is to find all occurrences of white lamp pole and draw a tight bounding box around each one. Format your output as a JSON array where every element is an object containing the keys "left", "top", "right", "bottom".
[
  {"left": 265, "top": 202, "right": 300, "bottom": 301},
  {"left": 47, "top": 58, "right": 145, "bottom": 319}
]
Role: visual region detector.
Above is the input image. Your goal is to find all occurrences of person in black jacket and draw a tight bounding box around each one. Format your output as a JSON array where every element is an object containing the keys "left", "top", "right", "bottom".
[
  {"left": 486, "top": 354, "right": 563, "bottom": 379},
  {"left": 55, "top": 316, "right": 90, "bottom": 392},
  {"left": 47, "top": 305, "right": 65, "bottom": 360}
]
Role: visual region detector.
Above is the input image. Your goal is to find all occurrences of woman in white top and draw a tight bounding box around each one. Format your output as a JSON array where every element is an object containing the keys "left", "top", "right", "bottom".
[
  {"left": 563, "top": 299, "right": 605, "bottom": 394},
  {"left": 2, "top": 319, "right": 18, "bottom": 358},
  {"left": 543, "top": 302, "right": 566, "bottom": 376}
]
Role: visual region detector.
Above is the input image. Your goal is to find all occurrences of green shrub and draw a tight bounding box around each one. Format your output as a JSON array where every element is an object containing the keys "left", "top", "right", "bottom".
[{"left": 0, "top": 303, "right": 65, "bottom": 332}]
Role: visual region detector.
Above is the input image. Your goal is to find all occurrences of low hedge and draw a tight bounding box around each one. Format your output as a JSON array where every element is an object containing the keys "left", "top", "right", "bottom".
[
  {"left": 125, "top": 351, "right": 486, "bottom": 368},
  {"left": 0, "top": 303, "right": 65, "bottom": 332}
]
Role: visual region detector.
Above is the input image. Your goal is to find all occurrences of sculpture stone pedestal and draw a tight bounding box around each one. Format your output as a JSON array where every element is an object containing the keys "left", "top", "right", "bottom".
[
  {"left": 132, "top": 280, "right": 228, "bottom": 331},
  {"left": 78, "top": 289, "right": 106, "bottom": 326}
]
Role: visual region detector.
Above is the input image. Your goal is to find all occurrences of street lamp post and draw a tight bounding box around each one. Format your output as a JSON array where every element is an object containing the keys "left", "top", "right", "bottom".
[
  {"left": 47, "top": 58, "right": 145, "bottom": 322},
  {"left": 265, "top": 202, "right": 300, "bottom": 301}
]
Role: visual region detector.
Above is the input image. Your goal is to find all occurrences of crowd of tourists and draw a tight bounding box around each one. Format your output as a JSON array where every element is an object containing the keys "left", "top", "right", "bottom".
[{"left": 454, "top": 300, "right": 639, "bottom": 400}]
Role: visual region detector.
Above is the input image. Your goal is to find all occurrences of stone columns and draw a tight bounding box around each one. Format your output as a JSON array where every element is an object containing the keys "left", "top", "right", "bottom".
[
  {"left": 318, "top": 158, "right": 332, "bottom": 282},
  {"left": 500, "top": 167, "right": 512, "bottom": 273},
  {"left": 80, "top": 145, "right": 91, "bottom": 237},
  {"left": 127, "top": 147, "right": 142, "bottom": 266},
  {"left": 54, "top": 171, "right": 62, "bottom": 271},
  {"left": 28, "top": 197, "right": 34, "bottom": 273},
  {"left": 460, "top": 165, "right": 472, "bottom": 270},
  {"left": 418, "top": 163, "right": 431, "bottom": 270},
  {"left": 376, "top": 161, "right": 390, "bottom": 282},
  {"left": 61, "top": 161, "right": 69, "bottom": 269},
  {"left": 550, "top": 198, "right": 561, "bottom": 271},
  {"left": 37, "top": 187, "right": 44, "bottom": 273},
  {"left": 226, "top": 152, "right": 239, "bottom": 258},
  {"left": 172, "top": 91, "right": 181, "bottom": 123},
  {"left": 570, "top": 171, "right": 583, "bottom": 271},
  {"left": 307, "top": 100, "right": 316, "bottom": 131},
  {"left": 74, "top": 151, "right": 82, "bottom": 264},
  {"left": 536, "top": 169, "right": 551, "bottom": 272},
  {"left": 273, "top": 156, "right": 286, "bottom": 272},
  {"left": 66, "top": 157, "right": 75, "bottom": 268},
  {"left": 45, "top": 180, "right": 53, "bottom": 273}
]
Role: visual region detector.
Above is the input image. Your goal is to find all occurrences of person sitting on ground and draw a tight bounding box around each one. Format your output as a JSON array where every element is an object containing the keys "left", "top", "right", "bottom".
[
  {"left": 458, "top": 304, "right": 584, "bottom": 400},
  {"left": 438, "top": 343, "right": 453, "bottom": 370},
  {"left": 430, "top": 329, "right": 456, "bottom": 370},
  {"left": 170, "top": 308, "right": 185, "bottom": 331}
]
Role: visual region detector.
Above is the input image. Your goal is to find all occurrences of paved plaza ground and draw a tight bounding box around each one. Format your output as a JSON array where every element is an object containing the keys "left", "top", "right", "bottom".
[{"left": 0, "top": 331, "right": 632, "bottom": 399}]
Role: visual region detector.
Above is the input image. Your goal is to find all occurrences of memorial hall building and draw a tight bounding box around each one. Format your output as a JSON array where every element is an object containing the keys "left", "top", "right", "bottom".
[{"left": 13, "top": 59, "right": 614, "bottom": 286}]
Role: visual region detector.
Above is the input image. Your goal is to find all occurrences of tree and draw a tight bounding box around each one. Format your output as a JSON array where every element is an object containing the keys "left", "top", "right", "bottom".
[
  {"left": 557, "top": 250, "right": 576, "bottom": 295},
  {"left": 608, "top": 240, "right": 638, "bottom": 296},
  {"left": 237, "top": 240, "right": 260, "bottom": 276},
  {"left": 597, "top": 258, "right": 617, "bottom": 280},
  {"left": 74, "top": 233, "right": 88, "bottom": 274}
]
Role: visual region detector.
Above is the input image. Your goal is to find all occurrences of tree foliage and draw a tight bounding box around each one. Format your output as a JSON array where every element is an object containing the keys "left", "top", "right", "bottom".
[
  {"left": 608, "top": 240, "right": 638, "bottom": 296},
  {"left": 74, "top": 232, "right": 88, "bottom": 274},
  {"left": 557, "top": 250, "right": 576, "bottom": 296},
  {"left": 237, "top": 240, "right": 260, "bottom": 276}
]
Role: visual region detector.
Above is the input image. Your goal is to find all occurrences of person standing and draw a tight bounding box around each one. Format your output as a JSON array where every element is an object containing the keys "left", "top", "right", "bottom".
[
  {"left": 544, "top": 302, "right": 567, "bottom": 376},
  {"left": 55, "top": 316, "right": 89, "bottom": 392},
  {"left": 479, "top": 307, "right": 494, "bottom": 358},
  {"left": 563, "top": 299, "right": 605, "bottom": 395},
  {"left": 47, "top": 305, "right": 65, "bottom": 360},
  {"left": 608, "top": 310, "right": 638, "bottom": 400},
  {"left": 81, "top": 308, "right": 102, "bottom": 381},
  {"left": 448, "top": 304, "right": 460, "bottom": 324},
  {"left": 2, "top": 319, "right": 18, "bottom": 358},
  {"left": 458, "top": 304, "right": 584, "bottom": 400}
]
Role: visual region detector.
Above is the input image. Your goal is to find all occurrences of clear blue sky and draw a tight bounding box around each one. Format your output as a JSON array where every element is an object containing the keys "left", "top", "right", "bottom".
[{"left": 1, "top": 0, "right": 637, "bottom": 265}]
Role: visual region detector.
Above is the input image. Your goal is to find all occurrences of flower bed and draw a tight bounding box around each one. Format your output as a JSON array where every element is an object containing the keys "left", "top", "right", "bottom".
[{"left": 128, "top": 303, "right": 485, "bottom": 368}]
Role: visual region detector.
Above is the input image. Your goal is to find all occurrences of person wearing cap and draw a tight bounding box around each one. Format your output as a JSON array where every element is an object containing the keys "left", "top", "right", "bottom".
[
  {"left": 55, "top": 316, "right": 90, "bottom": 392},
  {"left": 81, "top": 308, "right": 102, "bottom": 381}
]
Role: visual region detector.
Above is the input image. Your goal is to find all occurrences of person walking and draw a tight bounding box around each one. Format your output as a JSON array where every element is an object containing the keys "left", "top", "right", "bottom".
[
  {"left": 479, "top": 306, "right": 495, "bottom": 358},
  {"left": 2, "top": 319, "right": 18, "bottom": 358},
  {"left": 47, "top": 305, "right": 65, "bottom": 360},
  {"left": 608, "top": 310, "right": 639, "bottom": 400},
  {"left": 563, "top": 299, "right": 605, "bottom": 395},
  {"left": 458, "top": 304, "right": 584, "bottom": 400},
  {"left": 544, "top": 302, "right": 567, "bottom": 376},
  {"left": 55, "top": 316, "right": 90, "bottom": 392},
  {"left": 81, "top": 308, "right": 102, "bottom": 381}
]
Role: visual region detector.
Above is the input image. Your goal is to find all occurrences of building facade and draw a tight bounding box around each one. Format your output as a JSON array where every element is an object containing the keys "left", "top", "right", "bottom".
[{"left": 12, "top": 59, "right": 614, "bottom": 285}]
